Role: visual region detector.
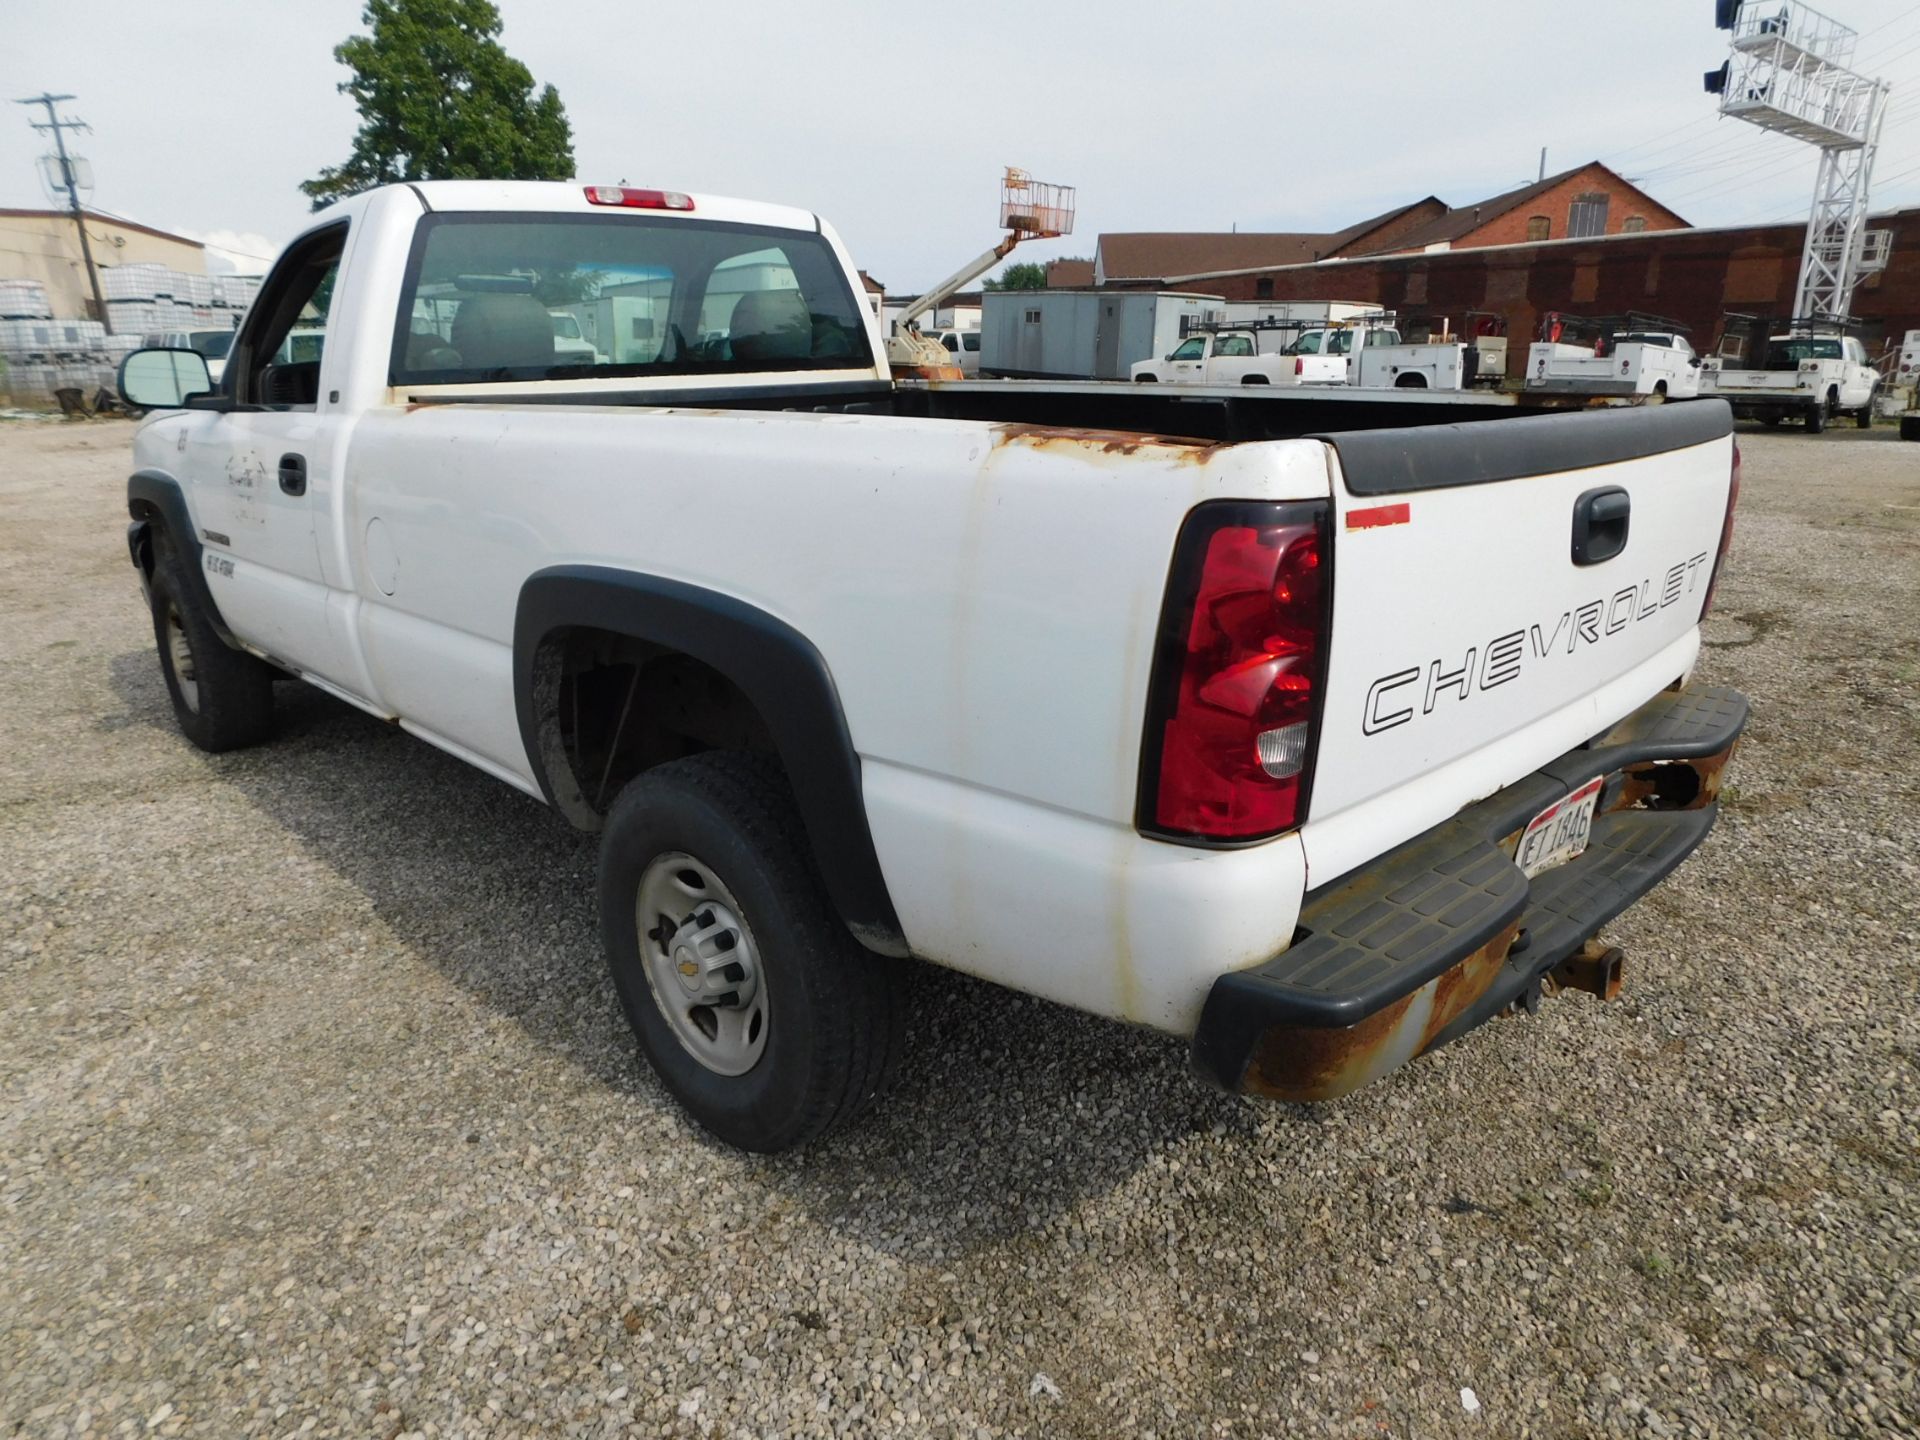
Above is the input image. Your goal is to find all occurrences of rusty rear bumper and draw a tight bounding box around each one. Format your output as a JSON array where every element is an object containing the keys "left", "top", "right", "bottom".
[{"left": 1190, "top": 684, "right": 1747, "bottom": 1102}]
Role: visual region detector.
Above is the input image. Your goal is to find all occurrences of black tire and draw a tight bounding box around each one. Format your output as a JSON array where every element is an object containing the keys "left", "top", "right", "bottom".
[
  {"left": 1240, "top": 375, "right": 1269, "bottom": 385},
  {"left": 1805, "top": 398, "right": 1828, "bottom": 434},
  {"left": 148, "top": 534, "right": 275, "bottom": 752},
  {"left": 598, "top": 752, "right": 904, "bottom": 1152},
  {"left": 1901, "top": 414, "right": 1920, "bottom": 442},
  {"left": 1855, "top": 389, "right": 1877, "bottom": 429},
  {"left": 1134, "top": 374, "right": 1158, "bottom": 383},
  {"left": 1759, "top": 415, "right": 1783, "bottom": 427}
]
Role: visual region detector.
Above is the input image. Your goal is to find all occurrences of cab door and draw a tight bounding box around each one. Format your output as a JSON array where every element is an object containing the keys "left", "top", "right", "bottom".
[
  {"left": 1167, "top": 335, "right": 1208, "bottom": 381},
  {"left": 184, "top": 222, "right": 357, "bottom": 684}
]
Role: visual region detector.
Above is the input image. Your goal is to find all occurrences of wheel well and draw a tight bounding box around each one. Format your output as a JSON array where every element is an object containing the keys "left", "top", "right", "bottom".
[
  {"left": 533, "top": 628, "right": 777, "bottom": 829},
  {"left": 1240, "top": 374, "right": 1269, "bottom": 385},
  {"left": 1653, "top": 379, "right": 1668, "bottom": 396},
  {"left": 1394, "top": 372, "right": 1428, "bottom": 389}
]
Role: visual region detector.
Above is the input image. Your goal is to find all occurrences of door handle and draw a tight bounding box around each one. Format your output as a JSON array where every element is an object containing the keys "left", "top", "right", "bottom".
[
  {"left": 1571, "top": 486, "right": 1630, "bottom": 566},
  {"left": 278, "top": 453, "right": 307, "bottom": 497}
]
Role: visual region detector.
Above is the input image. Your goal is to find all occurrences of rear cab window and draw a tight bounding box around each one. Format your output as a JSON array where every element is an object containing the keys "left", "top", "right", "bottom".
[{"left": 390, "top": 214, "right": 874, "bottom": 384}]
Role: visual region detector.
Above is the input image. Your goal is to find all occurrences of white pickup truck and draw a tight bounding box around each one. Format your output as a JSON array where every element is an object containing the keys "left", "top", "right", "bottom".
[
  {"left": 1280, "top": 323, "right": 1405, "bottom": 385},
  {"left": 115, "top": 180, "right": 1746, "bottom": 1151},
  {"left": 1527, "top": 329, "right": 1704, "bottom": 400},
  {"left": 1130, "top": 327, "right": 1297, "bottom": 385},
  {"left": 1701, "top": 330, "right": 1880, "bottom": 431}
]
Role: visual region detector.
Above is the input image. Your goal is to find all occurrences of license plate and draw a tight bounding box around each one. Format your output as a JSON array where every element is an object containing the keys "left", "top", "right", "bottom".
[{"left": 1515, "top": 776, "right": 1603, "bottom": 878}]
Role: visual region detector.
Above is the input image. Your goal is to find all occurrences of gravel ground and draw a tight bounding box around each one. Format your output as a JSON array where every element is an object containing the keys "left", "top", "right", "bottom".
[{"left": 1, "top": 416, "right": 1916, "bottom": 1440}]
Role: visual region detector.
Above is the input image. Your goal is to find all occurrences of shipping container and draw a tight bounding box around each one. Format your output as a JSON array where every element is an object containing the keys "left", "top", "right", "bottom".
[{"left": 980, "top": 290, "right": 1221, "bottom": 380}]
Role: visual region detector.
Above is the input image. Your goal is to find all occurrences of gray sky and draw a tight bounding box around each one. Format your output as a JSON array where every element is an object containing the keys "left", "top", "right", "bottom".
[{"left": 7, "top": 1, "right": 1920, "bottom": 285}]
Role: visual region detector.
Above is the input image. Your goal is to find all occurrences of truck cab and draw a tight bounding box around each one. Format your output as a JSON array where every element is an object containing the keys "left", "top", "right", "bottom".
[{"left": 1130, "top": 327, "right": 1294, "bottom": 385}]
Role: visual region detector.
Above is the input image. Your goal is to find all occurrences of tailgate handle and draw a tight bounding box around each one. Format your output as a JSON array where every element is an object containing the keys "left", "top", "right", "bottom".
[{"left": 1571, "top": 486, "right": 1630, "bottom": 566}]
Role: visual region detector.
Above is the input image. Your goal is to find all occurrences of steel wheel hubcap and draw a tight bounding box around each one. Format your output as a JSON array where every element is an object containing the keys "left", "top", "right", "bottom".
[
  {"left": 636, "top": 853, "right": 767, "bottom": 1076},
  {"left": 166, "top": 604, "right": 199, "bottom": 713}
]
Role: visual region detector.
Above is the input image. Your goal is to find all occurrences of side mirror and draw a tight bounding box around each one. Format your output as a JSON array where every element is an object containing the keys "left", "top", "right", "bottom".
[{"left": 118, "top": 347, "right": 213, "bottom": 410}]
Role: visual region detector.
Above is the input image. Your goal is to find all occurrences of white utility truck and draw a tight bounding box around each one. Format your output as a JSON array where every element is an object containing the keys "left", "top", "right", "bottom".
[
  {"left": 1130, "top": 323, "right": 1311, "bottom": 385},
  {"left": 1526, "top": 313, "right": 1704, "bottom": 400},
  {"left": 1700, "top": 317, "right": 1881, "bottom": 431},
  {"left": 115, "top": 180, "right": 1746, "bottom": 1151}
]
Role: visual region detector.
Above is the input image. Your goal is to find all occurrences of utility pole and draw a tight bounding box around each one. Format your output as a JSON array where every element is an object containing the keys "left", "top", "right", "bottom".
[{"left": 15, "top": 92, "right": 111, "bottom": 333}]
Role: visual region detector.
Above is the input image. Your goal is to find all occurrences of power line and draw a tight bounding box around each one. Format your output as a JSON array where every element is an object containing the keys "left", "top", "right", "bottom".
[{"left": 13, "top": 92, "right": 111, "bottom": 332}]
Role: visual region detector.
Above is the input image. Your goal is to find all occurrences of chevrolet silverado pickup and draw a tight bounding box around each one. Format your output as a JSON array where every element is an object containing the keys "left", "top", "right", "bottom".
[{"left": 116, "top": 181, "right": 1746, "bottom": 1151}]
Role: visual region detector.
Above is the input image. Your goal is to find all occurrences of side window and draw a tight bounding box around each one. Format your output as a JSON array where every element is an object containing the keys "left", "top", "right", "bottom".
[
  {"left": 962, "top": 332, "right": 980, "bottom": 352},
  {"left": 1216, "top": 335, "right": 1254, "bottom": 358},
  {"left": 1526, "top": 215, "right": 1551, "bottom": 242},
  {"left": 1329, "top": 331, "right": 1354, "bottom": 355},
  {"left": 1171, "top": 337, "right": 1207, "bottom": 360},
  {"left": 1622, "top": 216, "right": 1648, "bottom": 234},
  {"left": 1254, "top": 278, "right": 1275, "bottom": 300},
  {"left": 232, "top": 224, "right": 348, "bottom": 410},
  {"left": 941, "top": 333, "right": 960, "bottom": 352}
]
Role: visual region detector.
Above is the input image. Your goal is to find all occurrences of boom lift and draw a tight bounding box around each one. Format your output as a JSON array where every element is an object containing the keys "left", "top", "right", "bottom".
[{"left": 887, "top": 168, "right": 1075, "bottom": 378}]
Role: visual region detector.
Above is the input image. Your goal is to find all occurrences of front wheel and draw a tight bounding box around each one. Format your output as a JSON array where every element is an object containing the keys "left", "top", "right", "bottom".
[
  {"left": 148, "top": 535, "right": 276, "bottom": 752},
  {"left": 598, "top": 752, "right": 904, "bottom": 1152},
  {"left": 1856, "top": 389, "right": 1878, "bottom": 429}
]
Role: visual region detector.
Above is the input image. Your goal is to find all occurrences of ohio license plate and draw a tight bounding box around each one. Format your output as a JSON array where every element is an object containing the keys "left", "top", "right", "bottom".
[{"left": 1515, "top": 776, "right": 1603, "bottom": 878}]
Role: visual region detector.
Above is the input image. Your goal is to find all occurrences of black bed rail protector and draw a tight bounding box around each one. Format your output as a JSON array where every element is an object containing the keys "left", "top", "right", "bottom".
[{"left": 1314, "top": 398, "right": 1733, "bottom": 496}]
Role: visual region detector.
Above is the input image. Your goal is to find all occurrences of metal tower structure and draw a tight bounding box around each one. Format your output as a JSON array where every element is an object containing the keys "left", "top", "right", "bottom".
[{"left": 1707, "top": 1, "right": 1891, "bottom": 322}]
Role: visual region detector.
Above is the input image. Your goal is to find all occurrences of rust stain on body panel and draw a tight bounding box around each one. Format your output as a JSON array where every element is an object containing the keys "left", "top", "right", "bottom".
[{"left": 990, "top": 422, "right": 1222, "bottom": 461}]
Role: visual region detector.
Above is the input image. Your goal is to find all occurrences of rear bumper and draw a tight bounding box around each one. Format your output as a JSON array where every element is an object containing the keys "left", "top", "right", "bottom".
[
  {"left": 1190, "top": 683, "right": 1747, "bottom": 1100},
  {"left": 1716, "top": 392, "right": 1812, "bottom": 418}
]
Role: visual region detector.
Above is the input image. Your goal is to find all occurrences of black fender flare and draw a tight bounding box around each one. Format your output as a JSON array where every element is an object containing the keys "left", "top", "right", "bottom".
[
  {"left": 126, "top": 469, "right": 241, "bottom": 649},
  {"left": 512, "top": 566, "right": 908, "bottom": 957}
]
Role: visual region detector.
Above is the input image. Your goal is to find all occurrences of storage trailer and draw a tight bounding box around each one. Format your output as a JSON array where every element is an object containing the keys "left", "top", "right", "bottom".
[{"left": 980, "top": 290, "right": 1220, "bottom": 380}]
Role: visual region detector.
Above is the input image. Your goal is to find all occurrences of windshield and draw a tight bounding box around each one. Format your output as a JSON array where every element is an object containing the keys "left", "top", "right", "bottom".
[
  {"left": 1765, "top": 337, "right": 1842, "bottom": 368},
  {"left": 392, "top": 213, "right": 873, "bottom": 384},
  {"left": 188, "top": 330, "right": 235, "bottom": 359}
]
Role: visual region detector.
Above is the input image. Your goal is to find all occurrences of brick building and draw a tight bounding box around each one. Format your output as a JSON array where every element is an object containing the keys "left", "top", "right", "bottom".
[
  {"left": 1129, "top": 207, "right": 1920, "bottom": 376},
  {"left": 1082, "top": 163, "right": 1686, "bottom": 292}
]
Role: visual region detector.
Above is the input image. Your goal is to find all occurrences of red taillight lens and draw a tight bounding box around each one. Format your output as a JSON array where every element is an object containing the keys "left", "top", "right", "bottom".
[
  {"left": 1141, "top": 502, "right": 1329, "bottom": 841},
  {"left": 1700, "top": 440, "right": 1741, "bottom": 618},
  {"left": 583, "top": 185, "right": 694, "bottom": 211},
  {"left": 1294, "top": 356, "right": 1304, "bottom": 376}
]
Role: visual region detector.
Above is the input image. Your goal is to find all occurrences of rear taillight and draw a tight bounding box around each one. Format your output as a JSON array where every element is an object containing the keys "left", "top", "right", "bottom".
[
  {"left": 584, "top": 185, "right": 694, "bottom": 211},
  {"left": 1294, "top": 356, "right": 1304, "bottom": 376},
  {"left": 1701, "top": 440, "right": 1741, "bottom": 618},
  {"left": 1140, "top": 502, "right": 1330, "bottom": 842}
]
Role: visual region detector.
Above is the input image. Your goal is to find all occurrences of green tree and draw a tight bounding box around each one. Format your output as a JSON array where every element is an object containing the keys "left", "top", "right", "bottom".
[
  {"left": 301, "top": 0, "right": 575, "bottom": 209},
  {"left": 984, "top": 261, "right": 1050, "bottom": 291}
]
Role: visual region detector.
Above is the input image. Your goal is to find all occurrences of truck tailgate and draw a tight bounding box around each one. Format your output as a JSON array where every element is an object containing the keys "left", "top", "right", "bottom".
[{"left": 1300, "top": 403, "right": 1734, "bottom": 886}]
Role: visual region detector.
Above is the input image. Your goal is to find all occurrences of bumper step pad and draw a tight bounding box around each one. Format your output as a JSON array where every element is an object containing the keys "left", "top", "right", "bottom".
[{"left": 1191, "top": 684, "right": 1746, "bottom": 1098}]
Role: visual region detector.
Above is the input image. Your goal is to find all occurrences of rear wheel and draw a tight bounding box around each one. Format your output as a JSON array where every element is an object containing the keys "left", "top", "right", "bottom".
[
  {"left": 148, "top": 534, "right": 276, "bottom": 752},
  {"left": 597, "top": 752, "right": 903, "bottom": 1152},
  {"left": 1901, "top": 414, "right": 1920, "bottom": 442},
  {"left": 1134, "top": 374, "right": 1159, "bottom": 383},
  {"left": 1759, "top": 415, "right": 1783, "bottom": 427},
  {"left": 1805, "top": 397, "right": 1829, "bottom": 433}
]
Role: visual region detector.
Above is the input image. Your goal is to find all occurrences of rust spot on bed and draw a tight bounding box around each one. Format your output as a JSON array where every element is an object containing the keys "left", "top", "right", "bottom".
[{"left": 990, "top": 422, "right": 1221, "bottom": 462}]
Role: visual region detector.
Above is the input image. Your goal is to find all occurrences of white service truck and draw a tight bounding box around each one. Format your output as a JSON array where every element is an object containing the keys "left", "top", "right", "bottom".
[
  {"left": 1526, "top": 315, "right": 1704, "bottom": 400},
  {"left": 1129, "top": 326, "right": 1302, "bottom": 385},
  {"left": 114, "top": 180, "right": 1747, "bottom": 1151},
  {"left": 1701, "top": 326, "right": 1881, "bottom": 431}
]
